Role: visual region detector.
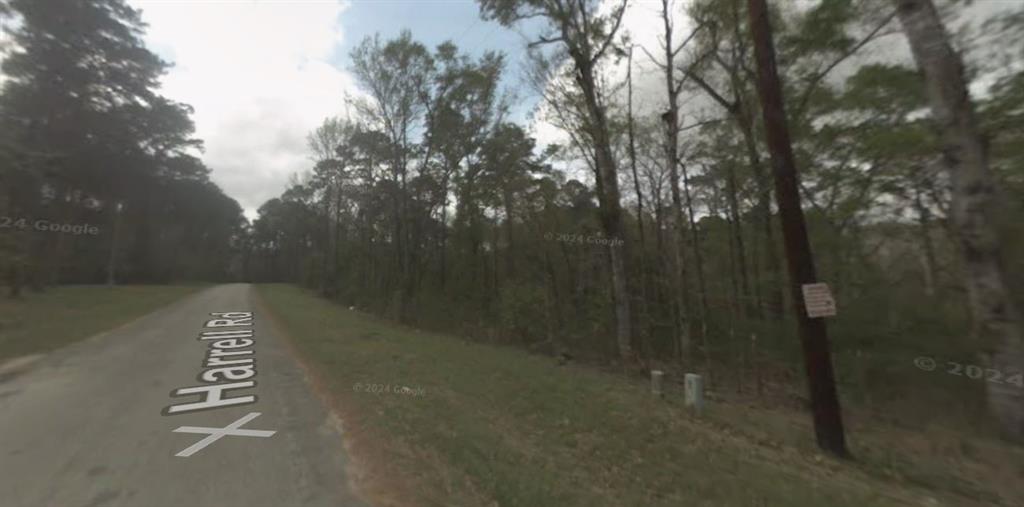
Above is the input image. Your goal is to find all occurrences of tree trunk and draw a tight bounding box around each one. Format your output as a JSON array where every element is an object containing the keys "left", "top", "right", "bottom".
[
  {"left": 682, "top": 163, "right": 710, "bottom": 332},
  {"left": 106, "top": 200, "right": 121, "bottom": 286},
  {"left": 715, "top": 180, "right": 742, "bottom": 314},
  {"left": 735, "top": 109, "right": 783, "bottom": 319},
  {"left": 502, "top": 190, "right": 516, "bottom": 277},
  {"left": 575, "top": 55, "right": 635, "bottom": 365},
  {"left": 659, "top": 4, "right": 694, "bottom": 357},
  {"left": 895, "top": 0, "right": 1024, "bottom": 439},
  {"left": 627, "top": 46, "right": 652, "bottom": 357},
  {"left": 439, "top": 169, "right": 450, "bottom": 289},
  {"left": 321, "top": 189, "right": 331, "bottom": 295},
  {"left": 913, "top": 184, "right": 938, "bottom": 296},
  {"left": 724, "top": 163, "right": 754, "bottom": 315}
]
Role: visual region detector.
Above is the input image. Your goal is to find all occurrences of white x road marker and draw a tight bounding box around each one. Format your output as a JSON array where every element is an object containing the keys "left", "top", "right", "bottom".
[{"left": 173, "top": 412, "right": 276, "bottom": 457}]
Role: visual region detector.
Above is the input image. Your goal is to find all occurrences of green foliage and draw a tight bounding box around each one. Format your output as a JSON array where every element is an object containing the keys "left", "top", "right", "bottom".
[
  {"left": 0, "top": 0, "right": 245, "bottom": 287},
  {"left": 243, "top": 1, "right": 1024, "bottom": 443},
  {"left": 497, "top": 282, "right": 550, "bottom": 344}
]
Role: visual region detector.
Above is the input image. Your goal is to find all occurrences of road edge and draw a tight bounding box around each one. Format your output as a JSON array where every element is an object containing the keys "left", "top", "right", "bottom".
[
  {"left": 251, "top": 285, "right": 381, "bottom": 507},
  {"left": 0, "top": 285, "right": 207, "bottom": 383}
]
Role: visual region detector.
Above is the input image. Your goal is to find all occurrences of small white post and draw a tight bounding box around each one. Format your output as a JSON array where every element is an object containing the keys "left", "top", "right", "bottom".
[
  {"left": 685, "top": 373, "right": 704, "bottom": 415},
  {"left": 651, "top": 370, "right": 664, "bottom": 398}
]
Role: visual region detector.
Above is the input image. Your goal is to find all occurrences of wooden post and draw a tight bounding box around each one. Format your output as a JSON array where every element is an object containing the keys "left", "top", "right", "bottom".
[{"left": 685, "top": 373, "right": 704, "bottom": 415}]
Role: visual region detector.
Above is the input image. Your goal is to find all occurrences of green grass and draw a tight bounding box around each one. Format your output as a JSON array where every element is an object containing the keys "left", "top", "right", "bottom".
[
  {"left": 0, "top": 284, "right": 202, "bottom": 362},
  {"left": 258, "top": 284, "right": 1024, "bottom": 507}
]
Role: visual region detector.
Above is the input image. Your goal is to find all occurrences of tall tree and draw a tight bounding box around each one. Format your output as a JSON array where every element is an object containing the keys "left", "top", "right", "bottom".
[
  {"left": 642, "top": 0, "right": 708, "bottom": 355},
  {"left": 0, "top": 0, "right": 243, "bottom": 287},
  {"left": 349, "top": 31, "right": 434, "bottom": 317},
  {"left": 894, "top": 0, "right": 1024, "bottom": 440},
  {"left": 479, "top": 0, "right": 637, "bottom": 365}
]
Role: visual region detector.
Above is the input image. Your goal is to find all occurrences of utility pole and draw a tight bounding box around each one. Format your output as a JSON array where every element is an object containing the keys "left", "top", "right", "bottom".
[{"left": 746, "top": 0, "right": 849, "bottom": 458}]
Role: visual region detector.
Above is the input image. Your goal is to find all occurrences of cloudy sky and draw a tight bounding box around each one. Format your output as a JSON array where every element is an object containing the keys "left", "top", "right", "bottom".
[
  {"left": 127, "top": 0, "right": 557, "bottom": 219},
  {"left": 120, "top": 0, "right": 1017, "bottom": 220}
]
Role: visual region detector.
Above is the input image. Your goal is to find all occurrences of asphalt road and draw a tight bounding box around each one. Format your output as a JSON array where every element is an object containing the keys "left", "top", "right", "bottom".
[{"left": 0, "top": 284, "right": 367, "bottom": 507}]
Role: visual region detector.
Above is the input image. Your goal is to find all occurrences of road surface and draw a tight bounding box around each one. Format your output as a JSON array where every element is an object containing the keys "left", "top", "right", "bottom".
[{"left": 0, "top": 284, "right": 366, "bottom": 507}]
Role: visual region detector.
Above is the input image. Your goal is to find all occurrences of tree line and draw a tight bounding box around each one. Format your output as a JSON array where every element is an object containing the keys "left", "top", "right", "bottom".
[
  {"left": 247, "top": 0, "right": 1024, "bottom": 450},
  {"left": 2, "top": 0, "right": 1019, "bottom": 454},
  {"left": 0, "top": 0, "right": 246, "bottom": 295}
]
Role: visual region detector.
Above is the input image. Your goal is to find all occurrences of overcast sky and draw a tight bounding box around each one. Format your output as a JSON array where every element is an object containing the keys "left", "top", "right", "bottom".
[
  {"left": 128, "top": 0, "right": 556, "bottom": 220},
  {"left": 125, "top": 0, "right": 703, "bottom": 220},
  {"left": 7, "top": 0, "right": 1016, "bottom": 220}
]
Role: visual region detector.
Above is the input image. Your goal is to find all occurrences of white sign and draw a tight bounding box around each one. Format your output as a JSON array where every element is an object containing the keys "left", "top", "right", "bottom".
[{"left": 802, "top": 283, "right": 836, "bottom": 318}]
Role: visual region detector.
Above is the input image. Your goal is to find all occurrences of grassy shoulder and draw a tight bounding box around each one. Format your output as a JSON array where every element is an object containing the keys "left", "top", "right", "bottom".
[
  {"left": 257, "top": 284, "right": 1024, "bottom": 507},
  {"left": 0, "top": 284, "right": 203, "bottom": 363}
]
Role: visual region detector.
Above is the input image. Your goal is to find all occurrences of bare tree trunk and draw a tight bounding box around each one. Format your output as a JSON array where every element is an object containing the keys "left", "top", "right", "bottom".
[
  {"left": 715, "top": 180, "right": 742, "bottom": 314},
  {"left": 724, "top": 163, "right": 754, "bottom": 315},
  {"left": 913, "top": 184, "right": 938, "bottom": 296},
  {"left": 895, "top": 0, "right": 1024, "bottom": 439},
  {"left": 331, "top": 175, "right": 343, "bottom": 297},
  {"left": 659, "top": 0, "right": 694, "bottom": 356},
  {"left": 627, "top": 46, "right": 652, "bottom": 358},
  {"left": 45, "top": 187, "right": 74, "bottom": 288},
  {"left": 491, "top": 217, "right": 500, "bottom": 301},
  {"left": 627, "top": 48, "right": 646, "bottom": 252},
  {"left": 735, "top": 111, "right": 783, "bottom": 319},
  {"left": 0, "top": 183, "right": 21, "bottom": 297},
  {"left": 106, "top": 200, "right": 121, "bottom": 286},
  {"left": 682, "top": 163, "right": 710, "bottom": 331},
  {"left": 575, "top": 55, "right": 635, "bottom": 365},
  {"left": 439, "top": 170, "right": 450, "bottom": 289},
  {"left": 321, "top": 191, "right": 331, "bottom": 295},
  {"left": 502, "top": 190, "right": 516, "bottom": 277}
]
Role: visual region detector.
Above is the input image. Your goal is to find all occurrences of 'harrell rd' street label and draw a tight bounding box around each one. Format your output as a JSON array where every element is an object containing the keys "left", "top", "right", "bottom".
[
  {"left": 801, "top": 283, "right": 837, "bottom": 318},
  {"left": 163, "top": 312, "right": 259, "bottom": 415},
  {"left": 163, "top": 311, "right": 276, "bottom": 458}
]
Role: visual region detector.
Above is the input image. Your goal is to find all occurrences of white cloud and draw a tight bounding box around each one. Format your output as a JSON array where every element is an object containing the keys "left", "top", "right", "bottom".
[
  {"left": 129, "top": 0, "right": 357, "bottom": 220},
  {"left": 528, "top": 0, "right": 1020, "bottom": 156}
]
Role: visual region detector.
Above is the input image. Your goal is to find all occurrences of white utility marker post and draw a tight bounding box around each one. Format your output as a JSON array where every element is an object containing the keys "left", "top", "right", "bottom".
[
  {"left": 651, "top": 370, "right": 664, "bottom": 398},
  {"left": 684, "top": 373, "right": 704, "bottom": 415}
]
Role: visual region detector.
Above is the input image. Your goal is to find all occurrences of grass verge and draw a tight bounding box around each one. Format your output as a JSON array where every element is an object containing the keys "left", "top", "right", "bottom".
[
  {"left": 257, "top": 283, "right": 1024, "bottom": 507},
  {"left": 0, "top": 284, "right": 202, "bottom": 363}
]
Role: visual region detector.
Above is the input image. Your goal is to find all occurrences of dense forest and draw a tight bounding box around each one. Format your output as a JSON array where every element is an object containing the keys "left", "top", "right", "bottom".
[
  {"left": 0, "top": 0, "right": 246, "bottom": 292},
  {"left": 244, "top": 0, "right": 1024, "bottom": 449},
  {"left": 2, "top": 0, "right": 1022, "bottom": 456}
]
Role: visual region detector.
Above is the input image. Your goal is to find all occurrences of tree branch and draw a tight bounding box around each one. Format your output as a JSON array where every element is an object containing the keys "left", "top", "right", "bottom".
[
  {"left": 794, "top": 9, "right": 899, "bottom": 119},
  {"left": 528, "top": 35, "right": 567, "bottom": 48},
  {"left": 639, "top": 44, "right": 668, "bottom": 70},
  {"left": 671, "top": 23, "right": 704, "bottom": 59},
  {"left": 682, "top": 67, "right": 736, "bottom": 113},
  {"left": 591, "top": 0, "right": 628, "bottom": 65}
]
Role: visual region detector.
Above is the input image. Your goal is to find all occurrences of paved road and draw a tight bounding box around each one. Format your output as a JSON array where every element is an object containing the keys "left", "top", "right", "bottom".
[{"left": 0, "top": 284, "right": 366, "bottom": 507}]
